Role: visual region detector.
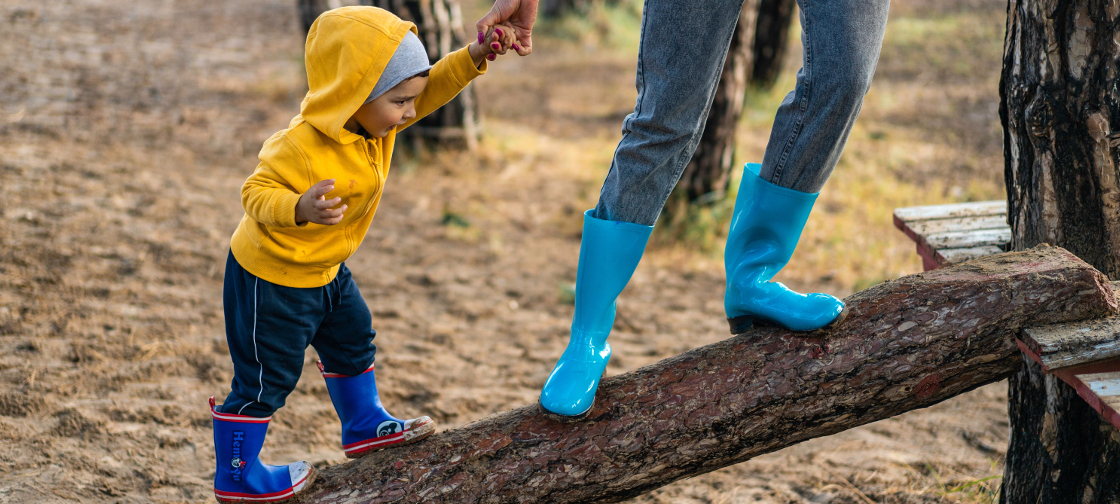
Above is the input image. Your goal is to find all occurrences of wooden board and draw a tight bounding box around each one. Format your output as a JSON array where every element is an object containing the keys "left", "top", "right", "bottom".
[
  {"left": 892, "top": 200, "right": 1007, "bottom": 221},
  {"left": 893, "top": 200, "right": 1009, "bottom": 271},
  {"left": 1020, "top": 281, "right": 1120, "bottom": 372},
  {"left": 905, "top": 214, "right": 1010, "bottom": 236},
  {"left": 938, "top": 246, "right": 1007, "bottom": 265}
]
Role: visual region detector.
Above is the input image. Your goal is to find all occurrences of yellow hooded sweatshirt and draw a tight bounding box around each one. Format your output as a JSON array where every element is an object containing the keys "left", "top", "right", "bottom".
[{"left": 230, "top": 7, "right": 486, "bottom": 288}]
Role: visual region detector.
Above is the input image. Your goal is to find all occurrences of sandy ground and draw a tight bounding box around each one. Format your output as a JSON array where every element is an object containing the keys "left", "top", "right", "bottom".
[{"left": 0, "top": 0, "right": 1009, "bottom": 502}]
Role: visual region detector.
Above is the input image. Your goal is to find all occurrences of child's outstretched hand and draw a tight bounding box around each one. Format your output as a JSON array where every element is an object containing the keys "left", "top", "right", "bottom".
[
  {"left": 469, "top": 22, "right": 518, "bottom": 65},
  {"left": 295, "top": 179, "right": 347, "bottom": 225}
]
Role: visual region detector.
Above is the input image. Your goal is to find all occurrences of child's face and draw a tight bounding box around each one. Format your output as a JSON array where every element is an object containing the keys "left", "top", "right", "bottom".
[{"left": 347, "top": 75, "right": 429, "bottom": 138}]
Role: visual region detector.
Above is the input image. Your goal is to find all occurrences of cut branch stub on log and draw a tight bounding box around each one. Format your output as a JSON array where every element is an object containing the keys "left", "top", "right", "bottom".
[
  {"left": 293, "top": 245, "right": 1116, "bottom": 504},
  {"left": 1019, "top": 284, "right": 1120, "bottom": 373}
]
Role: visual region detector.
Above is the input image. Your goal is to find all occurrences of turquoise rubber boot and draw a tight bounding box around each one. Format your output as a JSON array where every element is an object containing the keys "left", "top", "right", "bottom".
[
  {"left": 539, "top": 209, "right": 652, "bottom": 420},
  {"left": 724, "top": 163, "right": 846, "bottom": 333}
]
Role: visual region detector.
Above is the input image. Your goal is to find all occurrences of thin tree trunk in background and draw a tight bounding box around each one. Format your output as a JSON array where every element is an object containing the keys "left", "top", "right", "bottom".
[
  {"left": 287, "top": 247, "right": 1115, "bottom": 504},
  {"left": 670, "top": 1, "right": 758, "bottom": 213},
  {"left": 297, "top": 0, "right": 481, "bottom": 149},
  {"left": 1000, "top": 1, "right": 1120, "bottom": 502},
  {"left": 540, "top": 0, "right": 591, "bottom": 17},
  {"left": 750, "top": 0, "right": 795, "bottom": 89},
  {"left": 540, "top": 0, "right": 622, "bottom": 17},
  {"left": 298, "top": 0, "right": 334, "bottom": 34}
]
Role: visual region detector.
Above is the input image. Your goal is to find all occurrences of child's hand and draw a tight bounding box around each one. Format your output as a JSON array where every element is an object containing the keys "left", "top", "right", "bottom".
[
  {"left": 469, "top": 23, "right": 518, "bottom": 64},
  {"left": 295, "top": 179, "right": 347, "bottom": 225}
]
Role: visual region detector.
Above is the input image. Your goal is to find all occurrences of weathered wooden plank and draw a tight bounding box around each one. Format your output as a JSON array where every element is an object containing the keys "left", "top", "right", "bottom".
[
  {"left": 894, "top": 202, "right": 1011, "bottom": 272},
  {"left": 925, "top": 228, "right": 1012, "bottom": 250},
  {"left": 905, "top": 214, "right": 1009, "bottom": 236},
  {"left": 893, "top": 200, "right": 1006, "bottom": 222},
  {"left": 937, "top": 246, "right": 1006, "bottom": 265},
  {"left": 1020, "top": 282, "right": 1120, "bottom": 372},
  {"left": 291, "top": 246, "right": 1116, "bottom": 504}
]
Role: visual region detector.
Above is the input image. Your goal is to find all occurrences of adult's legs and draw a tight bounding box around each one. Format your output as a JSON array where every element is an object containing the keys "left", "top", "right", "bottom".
[
  {"left": 723, "top": 0, "right": 890, "bottom": 333},
  {"left": 759, "top": 0, "right": 891, "bottom": 192},
  {"left": 594, "top": 0, "right": 748, "bottom": 226},
  {"left": 541, "top": 0, "right": 744, "bottom": 419},
  {"left": 595, "top": 0, "right": 891, "bottom": 224}
]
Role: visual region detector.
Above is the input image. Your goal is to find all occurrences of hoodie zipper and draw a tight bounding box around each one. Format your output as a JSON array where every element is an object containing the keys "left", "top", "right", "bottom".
[{"left": 345, "top": 138, "right": 384, "bottom": 257}]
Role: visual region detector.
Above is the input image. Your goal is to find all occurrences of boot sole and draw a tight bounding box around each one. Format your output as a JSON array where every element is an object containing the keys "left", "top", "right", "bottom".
[
  {"left": 346, "top": 419, "right": 437, "bottom": 459},
  {"left": 537, "top": 399, "right": 594, "bottom": 423},
  {"left": 215, "top": 465, "right": 316, "bottom": 504},
  {"left": 728, "top": 304, "right": 849, "bottom": 335}
]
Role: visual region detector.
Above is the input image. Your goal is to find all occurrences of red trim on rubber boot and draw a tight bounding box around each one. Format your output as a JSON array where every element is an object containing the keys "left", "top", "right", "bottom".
[
  {"left": 342, "top": 418, "right": 434, "bottom": 457},
  {"left": 210, "top": 397, "right": 271, "bottom": 423},
  {"left": 214, "top": 467, "right": 312, "bottom": 503}
]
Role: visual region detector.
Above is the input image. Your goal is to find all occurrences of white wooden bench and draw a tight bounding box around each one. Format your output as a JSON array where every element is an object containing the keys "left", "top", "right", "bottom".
[
  {"left": 894, "top": 202, "right": 1120, "bottom": 433},
  {"left": 892, "top": 200, "right": 1010, "bottom": 271}
]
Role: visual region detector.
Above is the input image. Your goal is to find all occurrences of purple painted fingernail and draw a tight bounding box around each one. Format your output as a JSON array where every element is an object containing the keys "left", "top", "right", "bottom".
[
  {"left": 491, "top": 42, "right": 501, "bottom": 51},
  {"left": 477, "top": 32, "right": 484, "bottom": 44},
  {"left": 487, "top": 53, "right": 496, "bottom": 61},
  {"left": 495, "top": 28, "right": 503, "bottom": 37},
  {"left": 513, "top": 44, "right": 521, "bottom": 51}
]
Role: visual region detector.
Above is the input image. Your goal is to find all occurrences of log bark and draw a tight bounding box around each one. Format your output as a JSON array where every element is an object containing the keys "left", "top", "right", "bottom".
[
  {"left": 1001, "top": 2, "right": 1120, "bottom": 502},
  {"left": 668, "top": 1, "right": 759, "bottom": 215},
  {"left": 291, "top": 246, "right": 1116, "bottom": 504},
  {"left": 750, "top": 0, "right": 795, "bottom": 89}
]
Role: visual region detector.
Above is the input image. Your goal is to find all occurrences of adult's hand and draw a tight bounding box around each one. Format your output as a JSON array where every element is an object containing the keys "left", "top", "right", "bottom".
[{"left": 476, "top": 0, "right": 538, "bottom": 56}]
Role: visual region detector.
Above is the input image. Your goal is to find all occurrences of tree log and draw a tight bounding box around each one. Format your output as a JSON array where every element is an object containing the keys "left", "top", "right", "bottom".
[{"left": 292, "top": 246, "right": 1116, "bottom": 504}]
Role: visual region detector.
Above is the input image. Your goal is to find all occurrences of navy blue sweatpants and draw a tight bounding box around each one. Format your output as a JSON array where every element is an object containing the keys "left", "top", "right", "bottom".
[{"left": 220, "top": 250, "right": 377, "bottom": 417}]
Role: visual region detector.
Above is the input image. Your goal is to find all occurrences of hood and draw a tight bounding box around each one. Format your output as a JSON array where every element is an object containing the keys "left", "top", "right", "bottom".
[{"left": 300, "top": 7, "right": 419, "bottom": 143}]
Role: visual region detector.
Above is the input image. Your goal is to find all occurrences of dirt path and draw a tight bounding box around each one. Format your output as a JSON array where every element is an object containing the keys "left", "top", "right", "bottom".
[{"left": 0, "top": 0, "right": 1009, "bottom": 502}]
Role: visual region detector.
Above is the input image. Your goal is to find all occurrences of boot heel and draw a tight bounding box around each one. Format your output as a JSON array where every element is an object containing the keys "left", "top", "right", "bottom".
[{"left": 727, "top": 315, "right": 755, "bottom": 335}]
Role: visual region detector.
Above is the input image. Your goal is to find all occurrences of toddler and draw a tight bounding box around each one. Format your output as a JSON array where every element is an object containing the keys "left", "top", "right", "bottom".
[{"left": 210, "top": 7, "right": 515, "bottom": 502}]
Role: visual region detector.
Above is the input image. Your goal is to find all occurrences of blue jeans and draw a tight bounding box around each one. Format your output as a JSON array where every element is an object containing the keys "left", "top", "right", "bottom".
[{"left": 594, "top": 0, "right": 891, "bottom": 225}]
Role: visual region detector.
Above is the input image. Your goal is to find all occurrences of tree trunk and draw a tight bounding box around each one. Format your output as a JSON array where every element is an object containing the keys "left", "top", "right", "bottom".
[
  {"left": 1000, "top": 2, "right": 1120, "bottom": 502},
  {"left": 290, "top": 246, "right": 1115, "bottom": 504},
  {"left": 298, "top": 0, "right": 481, "bottom": 149},
  {"left": 669, "top": 1, "right": 759, "bottom": 215},
  {"left": 1002, "top": 354, "right": 1120, "bottom": 504},
  {"left": 750, "top": 0, "right": 796, "bottom": 89}
]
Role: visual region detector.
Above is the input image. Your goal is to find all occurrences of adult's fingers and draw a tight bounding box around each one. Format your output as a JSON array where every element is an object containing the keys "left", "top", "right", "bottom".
[
  {"left": 513, "top": 29, "right": 532, "bottom": 55},
  {"left": 475, "top": 3, "right": 507, "bottom": 36}
]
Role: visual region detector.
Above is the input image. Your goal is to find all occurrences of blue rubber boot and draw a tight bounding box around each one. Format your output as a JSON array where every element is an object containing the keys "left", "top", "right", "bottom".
[
  {"left": 724, "top": 163, "right": 847, "bottom": 333},
  {"left": 539, "top": 209, "right": 652, "bottom": 420},
  {"left": 211, "top": 398, "right": 314, "bottom": 503},
  {"left": 318, "top": 362, "right": 436, "bottom": 458}
]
